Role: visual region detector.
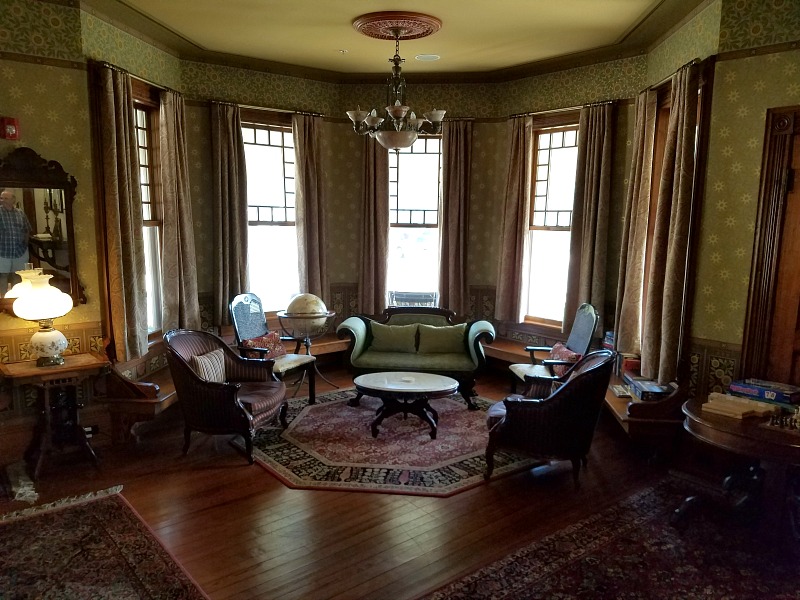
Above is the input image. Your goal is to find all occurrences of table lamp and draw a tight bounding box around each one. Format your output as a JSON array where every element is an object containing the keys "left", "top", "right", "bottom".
[{"left": 12, "top": 272, "right": 73, "bottom": 366}]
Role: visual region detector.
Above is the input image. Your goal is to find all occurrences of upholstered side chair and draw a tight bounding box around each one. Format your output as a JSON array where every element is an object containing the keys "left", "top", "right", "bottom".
[
  {"left": 230, "top": 292, "right": 317, "bottom": 404},
  {"left": 509, "top": 303, "right": 599, "bottom": 397},
  {"left": 486, "top": 349, "right": 615, "bottom": 488},
  {"left": 164, "top": 329, "right": 288, "bottom": 464}
]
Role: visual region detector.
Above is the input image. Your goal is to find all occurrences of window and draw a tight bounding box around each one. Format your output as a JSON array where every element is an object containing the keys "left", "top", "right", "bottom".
[
  {"left": 241, "top": 122, "right": 300, "bottom": 311},
  {"left": 132, "top": 81, "right": 163, "bottom": 335},
  {"left": 524, "top": 125, "right": 579, "bottom": 324},
  {"left": 386, "top": 136, "right": 442, "bottom": 306}
]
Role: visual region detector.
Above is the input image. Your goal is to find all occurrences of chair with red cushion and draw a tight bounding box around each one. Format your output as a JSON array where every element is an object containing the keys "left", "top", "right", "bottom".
[
  {"left": 164, "top": 328, "right": 288, "bottom": 464},
  {"left": 230, "top": 292, "right": 316, "bottom": 403},
  {"left": 509, "top": 303, "right": 599, "bottom": 398}
]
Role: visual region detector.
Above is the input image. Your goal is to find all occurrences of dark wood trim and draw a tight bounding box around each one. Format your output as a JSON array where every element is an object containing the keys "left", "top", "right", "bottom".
[
  {"left": 0, "top": 51, "right": 85, "bottom": 70},
  {"left": 240, "top": 109, "right": 292, "bottom": 127},
  {"left": 718, "top": 40, "right": 800, "bottom": 63},
  {"left": 741, "top": 107, "right": 799, "bottom": 378}
]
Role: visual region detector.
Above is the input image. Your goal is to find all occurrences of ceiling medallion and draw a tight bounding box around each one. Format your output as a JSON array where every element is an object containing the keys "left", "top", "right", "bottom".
[
  {"left": 352, "top": 11, "right": 442, "bottom": 41},
  {"left": 346, "top": 12, "right": 446, "bottom": 151}
]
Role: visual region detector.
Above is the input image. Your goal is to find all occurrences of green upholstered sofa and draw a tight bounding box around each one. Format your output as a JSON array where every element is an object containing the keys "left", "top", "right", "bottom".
[{"left": 336, "top": 307, "right": 495, "bottom": 410}]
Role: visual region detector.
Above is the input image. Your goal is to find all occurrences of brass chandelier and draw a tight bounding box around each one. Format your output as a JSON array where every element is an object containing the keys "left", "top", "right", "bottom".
[{"left": 346, "top": 12, "right": 446, "bottom": 151}]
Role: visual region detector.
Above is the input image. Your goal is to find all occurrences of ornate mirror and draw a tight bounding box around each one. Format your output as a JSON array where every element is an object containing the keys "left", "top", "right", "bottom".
[{"left": 0, "top": 147, "right": 85, "bottom": 312}]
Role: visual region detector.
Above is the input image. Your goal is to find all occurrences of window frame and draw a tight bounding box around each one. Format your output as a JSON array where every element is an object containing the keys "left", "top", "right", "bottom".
[
  {"left": 240, "top": 110, "right": 300, "bottom": 314},
  {"left": 386, "top": 134, "right": 443, "bottom": 306},
  {"left": 131, "top": 79, "right": 164, "bottom": 342},
  {"left": 523, "top": 111, "right": 581, "bottom": 327}
]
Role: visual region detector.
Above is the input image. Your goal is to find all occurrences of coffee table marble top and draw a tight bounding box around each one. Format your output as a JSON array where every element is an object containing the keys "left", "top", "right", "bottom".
[{"left": 353, "top": 372, "right": 458, "bottom": 395}]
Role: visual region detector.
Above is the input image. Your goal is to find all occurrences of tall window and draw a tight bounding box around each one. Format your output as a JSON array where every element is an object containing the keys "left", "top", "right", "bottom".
[
  {"left": 241, "top": 122, "right": 300, "bottom": 311},
  {"left": 524, "top": 125, "right": 579, "bottom": 324},
  {"left": 132, "top": 85, "right": 163, "bottom": 334},
  {"left": 386, "top": 136, "right": 442, "bottom": 306}
]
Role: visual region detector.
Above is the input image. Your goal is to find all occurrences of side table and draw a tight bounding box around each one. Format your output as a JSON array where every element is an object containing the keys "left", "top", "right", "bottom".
[{"left": 0, "top": 352, "right": 110, "bottom": 480}]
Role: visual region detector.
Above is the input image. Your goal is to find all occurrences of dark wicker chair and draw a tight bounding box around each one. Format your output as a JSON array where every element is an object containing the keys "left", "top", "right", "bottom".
[
  {"left": 509, "top": 303, "right": 599, "bottom": 396},
  {"left": 164, "top": 329, "right": 288, "bottom": 464},
  {"left": 230, "top": 292, "right": 317, "bottom": 403},
  {"left": 485, "top": 349, "right": 614, "bottom": 488}
]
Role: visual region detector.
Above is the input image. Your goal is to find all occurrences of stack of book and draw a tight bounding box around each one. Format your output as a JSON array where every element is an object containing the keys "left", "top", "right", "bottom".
[
  {"left": 602, "top": 331, "right": 615, "bottom": 350},
  {"left": 702, "top": 392, "right": 779, "bottom": 419},
  {"left": 728, "top": 378, "right": 800, "bottom": 410}
]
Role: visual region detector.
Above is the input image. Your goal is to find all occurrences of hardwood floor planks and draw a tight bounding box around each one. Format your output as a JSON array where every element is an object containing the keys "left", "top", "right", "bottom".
[{"left": 3, "top": 366, "right": 666, "bottom": 599}]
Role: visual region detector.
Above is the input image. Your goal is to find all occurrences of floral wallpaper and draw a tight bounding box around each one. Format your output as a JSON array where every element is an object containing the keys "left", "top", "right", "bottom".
[
  {"left": 647, "top": 0, "right": 722, "bottom": 85},
  {"left": 80, "top": 11, "right": 182, "bottom": 90},
  {"left": 719, "top": 0, "right": 800, "bottom": 52},
  {"left": 498, "top": 56, "right": 646, "bottom": 116},
  {"left": 692, "top": 49, "right": 800, "bottom": 344},
  {"left": 0, "top": 58, "right": 100, "bottom": 328},
  {"left": 0, "top": 0, "right": 82, "bottom": 61}
]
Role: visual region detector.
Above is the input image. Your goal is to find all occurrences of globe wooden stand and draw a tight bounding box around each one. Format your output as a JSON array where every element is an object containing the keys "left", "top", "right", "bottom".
[{"left": 277, "top": 310, "right": 338, "bottom": 389}]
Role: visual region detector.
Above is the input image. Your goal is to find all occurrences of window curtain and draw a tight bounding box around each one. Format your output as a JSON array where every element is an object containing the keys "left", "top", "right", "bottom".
[
  {"left": 292, "top": 114, "right": 329, "bottom": 301},
  {"left": 563, "top": 103, "right": 614, "bottom": 335},
  {"left": 357, "top": 136, "right": 389, "bottom": 315},
  {"left": 210, "top": 102, "right": 248, "bottom": 326},
  {"left": 159, "top": 89, "right": 201, "bottom": 331},
  {"left": 438, "top": 120, "right": 473, "bottom": 316},
  {"left": 92, "top": 62, "right": 148, "bottom": 362},
  {"left": 614, "top": 90, "right": 658, "bottom": 360},
  {"left": 641, "top": 63, "right": 700, "bottom": 383},
  {"left": 495, "top": 116, "right": 534, "bottom": 322}
]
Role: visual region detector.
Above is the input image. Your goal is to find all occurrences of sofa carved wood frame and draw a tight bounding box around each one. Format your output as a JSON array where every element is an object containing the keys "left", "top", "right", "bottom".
[{"left": 337, "top": 306, "right": 495, "bottom": 410}]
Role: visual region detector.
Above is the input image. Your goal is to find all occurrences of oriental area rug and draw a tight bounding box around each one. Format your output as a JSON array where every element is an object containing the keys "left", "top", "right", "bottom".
[
  {"left": 245, "top": 388, "right": 541, "bottom": 497},
  {"left": 0, "top": 487, "right": 207, "bottom": 599},
  {"left": 421, "top": 479, "right": 800, "bottom": 600}
]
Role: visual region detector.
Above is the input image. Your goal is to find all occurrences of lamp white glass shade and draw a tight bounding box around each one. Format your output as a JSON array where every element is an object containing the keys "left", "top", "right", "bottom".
[
  {"left": 12, "top": 273, "right": 73, "bottom": 366},
  {"left": 385, "top": 104, "right": 410, "bottom": 120},
  {"left": 12, "top": 274, "right": 73, "bottom": 321},
  {"left": 375, "top": 130, "right": 418, "bottom": 150},
  {"left": 4, "top": 267, "right": 40, "bottom": 299},
  {"left": 364, "top": 115, "right": 384, "bottom": 128},
  {"left": 423, "top": 109, "right": 446, "bottom": 123},
  {"left": 346, "top": 109, "right": 369, "bottom": 124}
]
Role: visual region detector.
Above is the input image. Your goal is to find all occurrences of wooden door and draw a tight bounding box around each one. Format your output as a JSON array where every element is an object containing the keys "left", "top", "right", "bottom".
[{"left": 767, "top": 129, "right": 800, "bottom": 385}]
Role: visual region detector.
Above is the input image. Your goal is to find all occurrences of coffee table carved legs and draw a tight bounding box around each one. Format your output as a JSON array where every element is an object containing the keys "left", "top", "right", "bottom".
[{"left": 371, "top": 395, "right": 439, "bottom": 439}]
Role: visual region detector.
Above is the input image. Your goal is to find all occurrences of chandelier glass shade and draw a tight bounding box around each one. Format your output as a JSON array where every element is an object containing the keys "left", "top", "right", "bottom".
[{"left": 346, "top": 13, "right": 445, "bottom": 151}]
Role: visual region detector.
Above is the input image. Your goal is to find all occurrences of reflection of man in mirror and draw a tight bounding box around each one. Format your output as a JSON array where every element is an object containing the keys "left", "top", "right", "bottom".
[{"left": 0, "top": 188, "right": 32, "bottom": 296}]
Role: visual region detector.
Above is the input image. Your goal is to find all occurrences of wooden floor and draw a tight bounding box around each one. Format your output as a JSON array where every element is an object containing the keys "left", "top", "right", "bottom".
[{"left": 4, "top": 365, "right": 668, "bottom": 600}]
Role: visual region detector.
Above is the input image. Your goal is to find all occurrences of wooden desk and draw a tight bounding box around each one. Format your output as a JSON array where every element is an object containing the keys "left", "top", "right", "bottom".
[
  {"left": 0, "top": 353, "right": 110, "bottom": 479},
  {"left": 680, "top": 397, "right": 800, "bottom": 548}
]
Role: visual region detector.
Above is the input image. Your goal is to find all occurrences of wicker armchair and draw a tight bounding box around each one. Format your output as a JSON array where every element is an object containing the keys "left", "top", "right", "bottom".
[
  {"left": 485, "top": 349, "right": 614, "bottom": 488},
  {"left": 164, "top": 329, "right": 288, "bottom": 464}
]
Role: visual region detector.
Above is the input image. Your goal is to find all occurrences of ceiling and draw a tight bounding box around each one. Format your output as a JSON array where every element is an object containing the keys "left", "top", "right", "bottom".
[{"left": 90, "top": 0, "right": 708, "bottom": 82}]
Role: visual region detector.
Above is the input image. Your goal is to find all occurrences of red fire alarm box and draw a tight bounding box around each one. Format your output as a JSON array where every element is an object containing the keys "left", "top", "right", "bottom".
[{"left": 0, "top": 117, "right": 20, "bottom": 140}]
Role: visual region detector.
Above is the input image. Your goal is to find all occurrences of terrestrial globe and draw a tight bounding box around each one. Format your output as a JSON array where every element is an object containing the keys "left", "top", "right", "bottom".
[{"left": 281, "top": 294, "right": 333, "bottom": 338}]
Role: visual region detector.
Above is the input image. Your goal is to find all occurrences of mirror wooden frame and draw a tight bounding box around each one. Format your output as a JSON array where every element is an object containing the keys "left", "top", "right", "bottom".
[{"left": 0, "top": 146, "right": 86, "bottom": 312}]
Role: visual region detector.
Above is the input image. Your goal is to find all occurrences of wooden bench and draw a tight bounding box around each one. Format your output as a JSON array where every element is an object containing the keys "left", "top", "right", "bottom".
[{"left": 97, "top": 366, "right": 178, "bottom": 444}]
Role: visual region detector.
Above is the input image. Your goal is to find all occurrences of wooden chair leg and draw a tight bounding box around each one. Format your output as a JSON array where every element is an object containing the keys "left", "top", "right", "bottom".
[
  {"left": 278, "top": 402, "right": 288, "bottom": 428},
  {"left": 244, "top": 432, "right": 254, "bottom": 465},
  {"left": 485, "top": 447, "right": 495, "bottom": 480}
]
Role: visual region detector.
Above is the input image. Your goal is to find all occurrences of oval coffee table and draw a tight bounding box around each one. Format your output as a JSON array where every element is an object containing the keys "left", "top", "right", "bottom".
[{"left": 353, "top": 372, "right": 459, "bottom": 440}]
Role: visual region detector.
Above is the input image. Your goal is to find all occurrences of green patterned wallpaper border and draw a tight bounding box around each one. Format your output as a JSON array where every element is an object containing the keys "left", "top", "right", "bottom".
[
  {"left": 647, "top": 0, "right": 722, "bottom": 85},
  {"left": 80, "top": 11, "right": 181, "bottom": 90},
  {"left": 719, "top": 0, "right": 800, "bottom": 53},
  {"left": 0, "top": 0, "right": 82, "bottom": 62}
]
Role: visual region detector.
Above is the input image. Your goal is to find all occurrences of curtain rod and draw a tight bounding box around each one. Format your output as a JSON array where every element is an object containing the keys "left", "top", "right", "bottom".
[
  {"left": 509, "top": 99, "right": 615, "bottom": 119},
  {"left": 239, "top": 104, "right": 323, "bottom": 117},
  {"left": 94, "top": 60, "right": 182, "bottom": 96},
  {"left": 639, "top": 57, "right": 700, "bottom": 94}
]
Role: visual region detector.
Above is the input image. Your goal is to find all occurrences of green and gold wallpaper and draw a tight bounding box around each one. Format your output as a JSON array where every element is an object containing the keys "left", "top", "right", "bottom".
[
  {"left": 691, "top": 48, "right": 800, "bottom": 344},
  {"left": 719, "top": 0, "right": 800, "bottom": 52},
  {"left": 647, "top": 0, "right": 722, "bottom": 85},
  {"left": 0, "top": 0, "right": 82, "bottom": 62}
]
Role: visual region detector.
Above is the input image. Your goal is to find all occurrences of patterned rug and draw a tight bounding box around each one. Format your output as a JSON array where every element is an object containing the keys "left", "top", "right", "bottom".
[
  {"left": 421, "top": 479, "right": 800, "bottom": 599},
  {"left": 246, "top": 388, "right": 542, "bottom": 496},
  {"left": 0, "top": 487, "right": 207, "bottom": 599}
]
